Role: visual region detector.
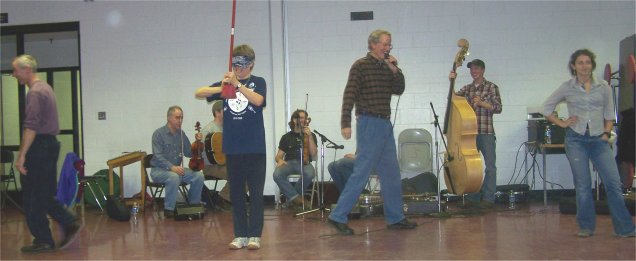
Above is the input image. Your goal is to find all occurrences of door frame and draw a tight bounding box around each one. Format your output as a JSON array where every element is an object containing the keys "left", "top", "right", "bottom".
[{"left": 1, "top": 22, "right": 83, "bottom": 157}]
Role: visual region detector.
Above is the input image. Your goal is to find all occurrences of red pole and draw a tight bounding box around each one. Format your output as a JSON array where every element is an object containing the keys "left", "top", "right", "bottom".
[
  {"left": 221, "top": 0, "right": 238, "bottom": 99},
  {"left": 228, "top": 0, "right": 236, "bottom": 71}
]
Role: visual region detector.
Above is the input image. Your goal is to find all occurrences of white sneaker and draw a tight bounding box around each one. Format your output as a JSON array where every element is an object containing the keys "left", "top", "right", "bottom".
[
  {"left": 247, "top": 237, "right": 261, "bottom": 250},
  {"left": 228, "top": 237, "right": 248, "bottom": 250}
]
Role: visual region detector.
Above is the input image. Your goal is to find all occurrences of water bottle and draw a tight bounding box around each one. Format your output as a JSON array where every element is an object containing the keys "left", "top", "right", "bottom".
[
  {"left": 544, "top": 125, "right": 552, "bottom": 144},
  {"left": 508, "top": 190, "right": 516, "bottom": 210},
  {"left": 131, "top": 202, "right": 139, "bottom": 224}
]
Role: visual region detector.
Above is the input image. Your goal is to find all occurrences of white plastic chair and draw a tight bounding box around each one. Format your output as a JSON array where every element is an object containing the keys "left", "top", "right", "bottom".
[{"left": 398, "top": 128, "right": 434, "bottom": 177}]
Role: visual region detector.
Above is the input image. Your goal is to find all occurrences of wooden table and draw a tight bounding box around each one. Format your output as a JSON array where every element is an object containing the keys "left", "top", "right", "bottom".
[
  {"left": 538, "top": 143, "right": 565, "bottom": 207},
  {"left": 107, "top": 151, "right": 147, "bottom": 208}
]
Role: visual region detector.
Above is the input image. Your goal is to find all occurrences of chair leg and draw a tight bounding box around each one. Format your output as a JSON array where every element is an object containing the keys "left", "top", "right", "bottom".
[
  {"left": 309, "top": 180, "right": 317, "bottom": 207},
  {"left": 155, "top": 187, "right": 165, "bottom": 207},
  {"left": 179, "top": 185, "right": 189, "bottom": 204},
  {"left": 84, "top": 181, "right": 104, "bottom": 212},
  {"left": 149, "top": 187, "right": 159, "bottom": 208},
  {"left": 1, "top": 176, "right": 24, "bottom": 213}
]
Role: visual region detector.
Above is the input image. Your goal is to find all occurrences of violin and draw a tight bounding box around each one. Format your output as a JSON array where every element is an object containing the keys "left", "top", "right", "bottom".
[
  {"left": 188, "top": 122, "right": 205, "bottom": 171},
  {"left": 302, "top": 116, "right": 312, "bottom": 165}
]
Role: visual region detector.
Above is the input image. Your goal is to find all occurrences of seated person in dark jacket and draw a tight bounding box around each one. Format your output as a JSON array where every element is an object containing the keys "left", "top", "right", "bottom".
[{"left": 273, "top": 109, "right": 317, "bottom": 208}]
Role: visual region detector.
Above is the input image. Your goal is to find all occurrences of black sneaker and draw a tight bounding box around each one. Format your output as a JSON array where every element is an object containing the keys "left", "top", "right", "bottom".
[
  {"left": 59, "top": 222, "right": 83, "bottom": 249},
  {"left": 387, "top": 218, "right": 418, "bottom": 230},
  {"left": 20, "top": 243, "right": 55, "bottom": 253},
  {"left": 164, "top": 209, "right": 175, "bottom": 218},
  {"left": 327, "top": 218, "right": 354, "bottom": 235}
]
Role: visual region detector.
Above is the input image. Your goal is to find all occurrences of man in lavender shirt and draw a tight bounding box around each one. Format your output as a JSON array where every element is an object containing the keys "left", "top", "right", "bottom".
[{"left": 12, "top": 54, "right": 82, "bottom": 253}]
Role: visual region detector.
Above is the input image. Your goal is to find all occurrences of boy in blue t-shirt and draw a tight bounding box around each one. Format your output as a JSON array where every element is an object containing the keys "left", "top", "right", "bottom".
[{"left": 195, "top": 44, "right": 267, "bottom": 250}]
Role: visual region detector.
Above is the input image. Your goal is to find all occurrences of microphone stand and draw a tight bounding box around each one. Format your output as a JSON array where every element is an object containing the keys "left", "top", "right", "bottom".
[
  {"left": 295, "top": 113, "right": 307, "bottom": 211},
  {"left": 295, "top": 129, "right": 341, "bottom": 219},
  {"left": 429, "top": 103, "right": 451, "bottom": 217}
]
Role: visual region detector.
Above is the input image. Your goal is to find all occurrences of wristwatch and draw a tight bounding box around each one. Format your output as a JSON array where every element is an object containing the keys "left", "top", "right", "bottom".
[{"left": 236, "top": 83, "right": 243, "bottom": 90}]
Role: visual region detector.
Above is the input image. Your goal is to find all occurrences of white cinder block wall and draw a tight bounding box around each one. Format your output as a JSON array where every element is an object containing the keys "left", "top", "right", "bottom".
[{"left": 2, "top": 1, "right": 634, "bottom": 197}]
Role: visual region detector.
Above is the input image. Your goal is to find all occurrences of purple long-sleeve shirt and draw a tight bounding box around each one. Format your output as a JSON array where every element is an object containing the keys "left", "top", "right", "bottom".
[{"left": 24, "top": 80, "right": 59, "bottom": 135}]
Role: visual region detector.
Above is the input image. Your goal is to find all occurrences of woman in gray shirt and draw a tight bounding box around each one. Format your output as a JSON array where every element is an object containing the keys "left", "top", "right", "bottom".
[{"left": 543, "top": 49, "right": 635, "bottom": 238}]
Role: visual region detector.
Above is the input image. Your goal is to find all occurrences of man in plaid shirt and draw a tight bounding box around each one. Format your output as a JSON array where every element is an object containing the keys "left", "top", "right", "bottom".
[
  {"left": 327, "top": 29, "right": 417, "bottom": 235},
  {"left": 449, "top": 59, "right": 503, "bottom": 209}
]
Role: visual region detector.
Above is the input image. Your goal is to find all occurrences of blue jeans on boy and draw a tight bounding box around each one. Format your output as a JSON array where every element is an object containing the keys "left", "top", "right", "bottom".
[
  {"left": 21, "top": 135, "right": 76, "bottom": 247},
  {"left": 150, "top": 168, "right": 204, "bottom": 211},
  {"left": 465, "top": 134, "right": 497, "bottom": 203},
  {"left": 329, "top": 116, "right": 405, "bottom": 225},
  {"left": 565, "top": 128, "right": 635, "bottom": 235},
  {"left": 273, "top": 159, "right": 315, "bottom": 202}
]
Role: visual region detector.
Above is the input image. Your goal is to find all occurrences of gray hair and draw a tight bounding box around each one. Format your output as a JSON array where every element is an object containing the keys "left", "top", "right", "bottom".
[
  {"left": 13, "top": 54, "right": 38, "bottom": 72},
  {"left": 368, "top": 29, "right": 391, "bottom": 51},
  {"left": 167, "top": 105, "right": 183, "bottom": 119}
]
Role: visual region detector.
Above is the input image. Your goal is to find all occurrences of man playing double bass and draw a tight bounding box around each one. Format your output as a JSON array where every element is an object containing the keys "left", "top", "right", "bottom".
[{"left": 449, "top": 59, "right": 503, "bottom": 209}]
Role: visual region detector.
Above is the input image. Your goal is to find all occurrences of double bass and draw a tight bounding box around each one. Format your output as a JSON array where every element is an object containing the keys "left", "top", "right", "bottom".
[{"left": 442, "top": 39, "right": 483, "bottom": 195}]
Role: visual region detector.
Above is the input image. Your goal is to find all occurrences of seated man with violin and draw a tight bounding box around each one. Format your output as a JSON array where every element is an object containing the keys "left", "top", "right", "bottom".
[
  {"left": 201, "top": 100, "right": 232, "bottom": 210},
  {"left": 273, "top": 109, "right": 317, "bottom": 208},
  {"left": 150, "top": 105, "right": 205, "bottom": 218}
]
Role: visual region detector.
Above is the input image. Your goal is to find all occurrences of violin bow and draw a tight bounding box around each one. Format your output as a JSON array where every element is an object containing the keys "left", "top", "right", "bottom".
[{"left": 220, "top": 0, "right": 238, "bottom": 99}]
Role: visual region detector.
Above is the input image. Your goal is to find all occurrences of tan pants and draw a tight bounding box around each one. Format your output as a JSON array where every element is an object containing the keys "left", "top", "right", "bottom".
[{"left": 203, "top": 164, "right": 230, "bottom": 202}]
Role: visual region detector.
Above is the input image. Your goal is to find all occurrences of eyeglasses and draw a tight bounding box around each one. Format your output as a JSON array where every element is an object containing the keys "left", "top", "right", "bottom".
[{"left": 376, "top": 42, "right": 393, "bottom": 50}]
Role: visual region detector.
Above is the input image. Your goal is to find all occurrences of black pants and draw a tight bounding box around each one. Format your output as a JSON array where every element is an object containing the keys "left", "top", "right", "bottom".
[
  {"left": 227, "top": 153, "right": 266, "bottom": 237},
  {"left": 20, "top": 135, "right": 75, "bottom": 246}
]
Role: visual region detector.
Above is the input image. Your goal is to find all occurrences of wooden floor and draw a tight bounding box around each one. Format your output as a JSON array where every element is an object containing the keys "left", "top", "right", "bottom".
[{"left": 1, "top": 199, "right": 635, "bottom": 260}]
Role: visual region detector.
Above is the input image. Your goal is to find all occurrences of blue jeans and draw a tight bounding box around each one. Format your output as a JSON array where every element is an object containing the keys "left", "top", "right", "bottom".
[
  {"left": 466, "top": 134, "right": 497, "bottom": 203},
  {"left": 273, "top": 159, "right": 315, "bottom": 201},
  {"left": 150, "top": 167, "right": 204, "bottom": 211},
  {"left": 329, "top": 116, "right": 405, "bottom": 225},
  {"left": 328, "top": 157, "right": 354, "bottom": 193},
  {"left": 227, "top": 154, "right": 266, "bottom": 237},
  {"left": 565, "top": 128, "right": 635, "bottom": 235},
  {"left": 20, "top": 135, "right": 76, "bottom": 246}
]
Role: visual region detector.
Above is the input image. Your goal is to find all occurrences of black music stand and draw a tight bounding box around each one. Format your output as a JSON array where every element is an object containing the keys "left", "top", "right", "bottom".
[{"left": 294, "top": 130, "right": 341, "bottom": 218}]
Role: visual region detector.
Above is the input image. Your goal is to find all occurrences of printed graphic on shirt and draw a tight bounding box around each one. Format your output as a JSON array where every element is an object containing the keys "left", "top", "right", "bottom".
[{"left": 227, "top": 82, "right": 256, "bottom": 119}]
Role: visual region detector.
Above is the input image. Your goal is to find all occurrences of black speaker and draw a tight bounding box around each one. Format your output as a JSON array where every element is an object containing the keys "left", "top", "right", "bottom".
[
  {"left": 174, "top": 203, "right": 205, "bottom": 221},
  {"left": 528, "top": 120, "right": 566, "bottom": 144},
  {"left": 403, "top": 201, "right": 442, "bottom": 215},
  {"left": 320, "top": 182, "right": 340, "bottom": 206},
  {"left": 105, "top": 195, "right": 130, "bottom": 221},
  {"left": 402, "top": 172, "right": 438, "bottom": 194}
]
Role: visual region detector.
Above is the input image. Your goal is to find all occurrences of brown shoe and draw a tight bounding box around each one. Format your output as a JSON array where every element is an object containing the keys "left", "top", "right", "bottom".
[{"left": 292, "top": 196, "right": 311, "bottom": 208}]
